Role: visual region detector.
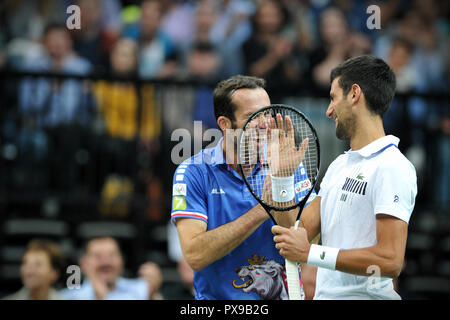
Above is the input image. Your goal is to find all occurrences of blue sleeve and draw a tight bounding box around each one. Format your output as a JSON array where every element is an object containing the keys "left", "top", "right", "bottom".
[
  {"left": 294, "top": 163, "right": 317, "bottom": 206},
  {"left": 171, "top": 162, "right": 208, "bottom": 224}
]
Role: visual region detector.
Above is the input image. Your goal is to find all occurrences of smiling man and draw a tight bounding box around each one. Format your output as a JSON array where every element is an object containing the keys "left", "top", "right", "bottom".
[
  {"left": 171, "top": 75, "right": 315, "bottom": 300},
  {"left": 60, "top": 237, "right": 149, "bottom": 300},
  {"left": 273, "top": 55, "right": 418, "bottom": 299}
]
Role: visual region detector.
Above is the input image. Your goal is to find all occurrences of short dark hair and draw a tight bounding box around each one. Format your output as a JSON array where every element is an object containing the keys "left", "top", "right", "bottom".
[
  {"left": 330, "top": 55, "right": 396, "bottom": 117},
  {"left": 213, "top": 75, "right": 266, "bottom": 122}
]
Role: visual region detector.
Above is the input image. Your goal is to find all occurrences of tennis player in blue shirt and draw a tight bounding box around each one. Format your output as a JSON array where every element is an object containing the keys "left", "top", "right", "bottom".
[{"left": 171, "top": 75, "right": 315, "bottom": 300}]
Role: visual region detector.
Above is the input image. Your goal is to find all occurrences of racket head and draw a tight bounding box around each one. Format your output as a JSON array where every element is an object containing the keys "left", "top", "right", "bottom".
[{"left": 238, "top": 104, "right": 320, "bottom": 214}]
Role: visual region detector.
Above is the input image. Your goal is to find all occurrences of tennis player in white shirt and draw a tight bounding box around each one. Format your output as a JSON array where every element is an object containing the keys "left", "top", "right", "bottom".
[{"left": 272, "top": 55, "right": 417, "bottom": 299}]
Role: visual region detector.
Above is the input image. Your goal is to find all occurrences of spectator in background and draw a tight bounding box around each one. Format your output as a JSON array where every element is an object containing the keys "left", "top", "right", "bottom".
[
  {"left": 3, "top": 0, "right": 65, "bottom": 42},
  {"left": 185, "top": 0, "right": 244, "bottom": 78},
  {"left": 94, "top": 38, "right": 161, "bottom": 193},
  {"left": 71, "top": 0, "right": 118, "bottom": 72},
  {"left": 3, "top": 239, "right": 64, "bottom": 300},
  {"left": 309, "top": 6, "right": 351, "bottom": 90},
  {"left": 242, "top": 0, "right": 302, "bottom": 94},
  {"left": 60, "top": 237, "right": 162, "bottom": 300},
  {"left": 179, "top": 0, "right": 226, "bottom": 80},
  {"left": 383, "top": 9, "right": 444, "bottom": 162},
  {"left": 388, "top": 38, "right": 418, "bottom": 93},
  {"left": 95, "top": 38, "right": 139, "bottom": 140},
  {"left": 18, "top": 23, "right": 92, "bottom": 128},
  {"left": 123, "top": 0, "right": 177, "bottom": 79},
  {"left": 182, "top": 42, "right": 222, "bottom": 131},
  {"left": 94, "top": 37, "right": 161, "bottom": 142},
  {"left": 281, "top": 0, "right": 318, "bottom": 53},
  {"left": 210, "top": 0, "right": 254, "bottom": 50},
  {"left": 183, "top": 41, "right": 222, "bottom": 82},
  {"left": 159, "top": 0, "right": 196, "bottom": 48}
]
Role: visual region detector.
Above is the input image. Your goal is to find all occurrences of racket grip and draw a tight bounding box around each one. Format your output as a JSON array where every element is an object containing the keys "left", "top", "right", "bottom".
[{"left": 285, "top": 220, "right": 303, "bottom": 300}]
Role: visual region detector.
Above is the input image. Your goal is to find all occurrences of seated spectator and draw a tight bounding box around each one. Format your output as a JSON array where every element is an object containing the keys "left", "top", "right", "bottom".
[
  {"left": 180, "top": 41, "right": 222, "bottom": 131},
  {"left": 94, "top": 37, "right": 161, "bottom": 142},
  {"left": 71, "top": 0, "right": 118, "bottom": 72},
  {"left": 3, "top": 239, "right": 64, "bottom": 300},
  {"left": 210, "top": 0, "right": 254, "bottom": 50},
  {"left": 123, "top": 0, "right": 177, "bottom": 79},
  {"left": 60, "top": 236, "right": 162, "bottom": 300},
  {"left": 18, "top": 23, "right": 92, "bottom": 128},
  {"left": 159, "top": 0, "right": 196, "bottom": 48},
  {"left": 242, "top": 0, "right": 302, "bottom": 93},
  {"left": 3, "top": 0, "right": 65, "bottom": 43},
  {"left": 180, "top": 0, "right": 243, "bottom": 78},
  {"left": 309, "top": 6, "right": 351, "bottom": 90}
]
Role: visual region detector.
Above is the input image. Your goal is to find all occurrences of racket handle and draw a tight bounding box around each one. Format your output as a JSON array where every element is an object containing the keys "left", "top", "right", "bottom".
[{"left": 286, "top": 220, "right": 304, "bottom": 300}]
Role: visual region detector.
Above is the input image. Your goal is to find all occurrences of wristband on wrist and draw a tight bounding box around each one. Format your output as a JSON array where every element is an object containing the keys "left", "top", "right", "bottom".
[
  {"left": 270, "top": 175, "right": 295, "bottom": 203},
  {"left": 307, "top": 244, "right": 340, "bottom": 270}
]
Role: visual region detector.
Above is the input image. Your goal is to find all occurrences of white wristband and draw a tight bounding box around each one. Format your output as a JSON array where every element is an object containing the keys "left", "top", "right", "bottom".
[
  {"left": 270, "top": 175, "right": 295, "bottom": 203},
  {"left": 307, "top": 244, "right": 340, "bottom": 270}
]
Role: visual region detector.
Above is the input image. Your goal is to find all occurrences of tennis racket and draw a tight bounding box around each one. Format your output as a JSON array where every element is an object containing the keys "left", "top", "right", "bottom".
[{"left": 238, "top": 104, "right": 320, "bottom": 300}]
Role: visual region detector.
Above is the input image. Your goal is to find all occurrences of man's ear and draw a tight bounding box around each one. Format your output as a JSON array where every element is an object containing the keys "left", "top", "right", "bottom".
[
  {"left": 350, "top": 84, "right": 362, "bottom": 105},
  {"left": 217, "top": 116, "right": 232, "bottom": 132}
]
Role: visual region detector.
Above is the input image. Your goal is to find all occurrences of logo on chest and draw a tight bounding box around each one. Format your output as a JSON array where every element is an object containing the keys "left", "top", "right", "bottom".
[
  {"left": 211, "top": 187, "right": 226, "bottom": 195},
  {"left": 341, "top": 174, "right": 368, "bottom": 196}
]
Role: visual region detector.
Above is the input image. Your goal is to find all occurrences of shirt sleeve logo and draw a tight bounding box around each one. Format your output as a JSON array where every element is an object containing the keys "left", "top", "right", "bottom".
[
  {"left": 172, "top": 196, "right": 187, "bottom": 210},
  {"left": 173, "top": 183, "right": 187, "bottom": 196}
]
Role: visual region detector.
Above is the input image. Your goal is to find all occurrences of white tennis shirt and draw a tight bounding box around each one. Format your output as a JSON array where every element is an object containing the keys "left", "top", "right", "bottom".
[{"left": 314, "top": 135, "right": 417, "bottom": 300}]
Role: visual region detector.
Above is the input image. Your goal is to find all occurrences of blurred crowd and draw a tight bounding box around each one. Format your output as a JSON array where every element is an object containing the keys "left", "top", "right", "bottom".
[
  {"left": 2, "top": 237, "right": 184, "bottom": 300},
  {"left": 0, "top": 0, "right": 448, "bottom": 206},
  {"left": 0, "top": 0, "right": 448, "bottom": 91}
]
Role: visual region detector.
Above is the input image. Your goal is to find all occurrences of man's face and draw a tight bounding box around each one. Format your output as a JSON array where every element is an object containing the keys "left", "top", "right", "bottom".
[
  {"left": 223, "top": 88, "right": 270, "bottom": 163},
  {"left": 326, "top": 77, "right": 354, "bottom": 140},
  {"left": 44, "top": 29, "right": 72, "bottom": 61},
  {"left": 230, "top": 88, "right": 271, "bottom": 130},
  {"left": 21, "top": 250, "right": 58, "bottom": 291},
  {"left": 81, "top": 238, "right": 123, "bottom": 285}
]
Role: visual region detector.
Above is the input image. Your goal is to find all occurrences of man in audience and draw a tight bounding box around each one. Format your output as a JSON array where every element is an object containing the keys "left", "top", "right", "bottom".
[{"left": 60, "top": 236, "right": 162, "bottom": 300}]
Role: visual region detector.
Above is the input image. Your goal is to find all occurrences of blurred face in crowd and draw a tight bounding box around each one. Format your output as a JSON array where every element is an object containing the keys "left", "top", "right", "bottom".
[
  {"left": 254, "top": 0, "right": 284, "bottom": 35},
  {"left": 326, "top": 77, "right": 355, "bottom": 140},
  {"left": 320, "top": 7, "right": 348, "bottom": 45},
  {"left": 398, "top": 11, "right": 422, "bottom": 45},
  {"left": 187, "top": 48, "right": 221, "bottom": 79},
  {"left": 195, "top": 0, "right": 217, "bottom": 34},
  {"left": 78, "top": 0, "right": 102, "bottom": 31},
  {"left": 110, "top": 39, "right": 138, "bottom": 74},
  {"left": 81, "top": 237, "right": 123, "bottom": 286},
  {"left": 389, "top": 41, "right": 412, "bottom": 73},
  {"left": 141, "top": 0, "right": 162, "bottom": 39},
  {"left": 21, "top": 250, "right": 58, "bottom": 292},
  {"left": 43, "top": 28, "right": 72, "bottom": 61}
]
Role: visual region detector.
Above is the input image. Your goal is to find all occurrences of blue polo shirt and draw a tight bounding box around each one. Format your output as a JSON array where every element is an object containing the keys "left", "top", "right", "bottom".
[{"left": 171, "top": 138, "right": 315, "bottom": 300}]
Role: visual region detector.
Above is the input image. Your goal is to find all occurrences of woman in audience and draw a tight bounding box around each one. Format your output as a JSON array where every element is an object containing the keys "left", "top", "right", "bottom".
[{"left": 3, "top": 239, "right": 64, "bottom": 300}]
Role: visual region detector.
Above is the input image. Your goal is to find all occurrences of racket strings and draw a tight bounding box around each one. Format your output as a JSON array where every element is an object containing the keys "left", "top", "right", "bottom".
[{"left": 240, "top": 107, "right": 319, "bottom": 210}]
